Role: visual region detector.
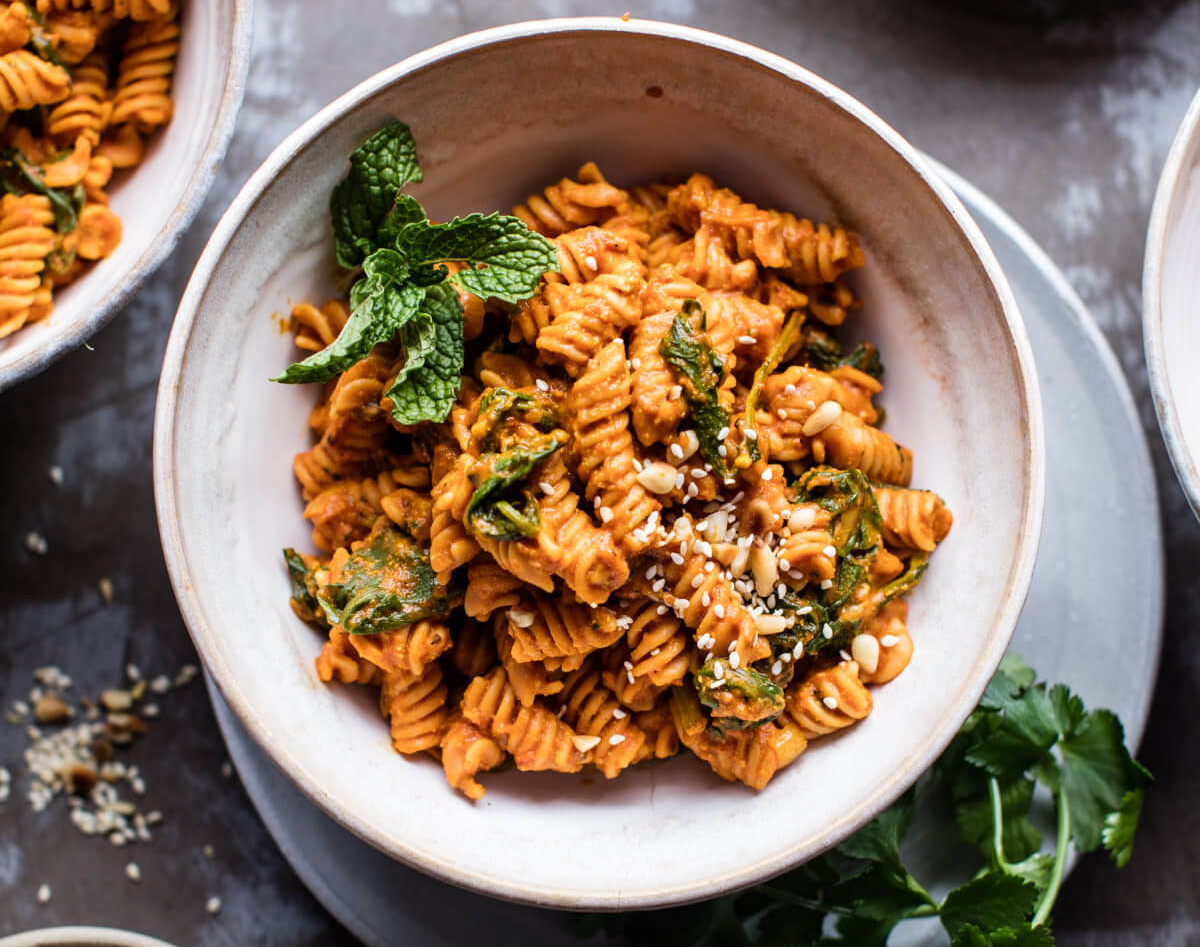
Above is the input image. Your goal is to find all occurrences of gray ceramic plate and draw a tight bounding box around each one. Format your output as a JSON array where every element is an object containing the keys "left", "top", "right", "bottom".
[
  {"left": 0, "top": 928, "right": 181, "bottom": 947},
  {"left": 205, "top": 165, "right": 1162, "bottom": 946}
]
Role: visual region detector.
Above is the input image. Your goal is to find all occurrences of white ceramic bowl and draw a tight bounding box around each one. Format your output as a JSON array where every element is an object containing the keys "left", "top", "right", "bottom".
[
  {"left": 154, "top": 19, "right": 1044, "bottom": 909},
  {"left": 0, "top": 0, "right": 252, "bottom": 393},
  {"left": 1145, "top": 87, "right": 1200, "bottom": 518},
  {"left": 0, "top": 928, "right": 179, "bottom": 947}
]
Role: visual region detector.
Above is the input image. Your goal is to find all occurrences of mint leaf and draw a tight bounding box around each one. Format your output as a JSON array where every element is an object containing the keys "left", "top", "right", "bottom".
[
  {"left": 1102, "top": 788, "right": 1144, "bottom": 868},
  {"left": 273, "top": 249, "right": 421, "bottom": 384},
  {"left": 384, "top": 282, "right": 464, "bottom": 424},
  {"left": 939, "top": 874, "right": 1038, "bottom": 939},
  {"left": 377, "top": 193, "right": 427, "bottom": 246},
  {"left": 1060, "top": 709, "right": 1149, "bottom": 852},
  {"left": 330, "top": 121, "right": 423, "bottom": 268},
  {"left": 393, "top": 212, "right": 559, "bottom": 303}
]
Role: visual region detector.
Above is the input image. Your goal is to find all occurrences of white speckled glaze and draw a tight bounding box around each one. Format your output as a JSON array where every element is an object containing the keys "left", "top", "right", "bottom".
[
  {"left": 1145, "top": 87, "right": 1200, "bottom": 520},
  {"left": 154, "top": 19, "right": 1044, "bottom": 909},
  {"left": 0, "top": 928, "right": 181, "bottom": 947},
  {"left": 0, "top": 0, "right": 252, "bottom": 393}
]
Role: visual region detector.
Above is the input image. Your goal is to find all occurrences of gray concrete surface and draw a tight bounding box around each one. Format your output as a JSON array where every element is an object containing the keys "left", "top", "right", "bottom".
[{"left": 2, "top": 0, "right": 1198, "bottom": 944}]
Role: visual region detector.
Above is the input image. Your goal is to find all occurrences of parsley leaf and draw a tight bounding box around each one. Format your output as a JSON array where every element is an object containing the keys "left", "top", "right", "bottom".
[
  {"left": 383, "top": 282, "right": 465, "bottom": 424},
  {"left": 951, "top": 923, "right": 1056, "bottom": 947},
  {"left": 1101, "top": 788, "right": 1144, "bottom": 868},
  {"left": 272, "top": 249, "right": 422, "bottom": 384},
  {"left": 391, "top": 212, "right": 559, "bottom": 303},
  {"left": 939, "top": 874, "right": 1039, "bottom": 940},
  {"left": 0, "top": 146, "right": 84, "bottom": 233},
  {"left": 1059, "top": 709, "right": 1150, "bottom": 852},
  {"left": 330, "top": 121, "right": 423, "bottom": 268}
]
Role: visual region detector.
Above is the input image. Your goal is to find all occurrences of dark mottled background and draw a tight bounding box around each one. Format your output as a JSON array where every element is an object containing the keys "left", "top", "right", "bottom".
[{"left": 2, "top": 1, "right": 1198, "bottom": 944}]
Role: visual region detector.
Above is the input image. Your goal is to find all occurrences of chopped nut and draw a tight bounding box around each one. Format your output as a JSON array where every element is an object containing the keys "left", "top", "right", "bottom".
[
  {"left": 33, "top": 694, "right": 73, "bottom": 724},
  {"left": 635, "top": 461, "right": 678, "bottom": 495},
  {"left": 62, "top": 762, "right": 98, "bottom": 795},
  {"left": 572, "top": 734, "right": 601, "bottom": 752},
  {"left": 507, "top": 607, "right": 534, "bottom": 629},
  {"left": 100, "top": 689, "right": 133, "bottom": 712},
  {"left": 97, "top": 577, "right": 114, "bottom": 604},
  {"left": 851, "top": 634, "right": 880, "bottom": 676},
  {"left": 130, "top": 680, "right": 147, "bottom": 701},
  {"left": 753, "top": 614, "right": 792, "bottom": 636},
  {"left": 728, "top": 544, "right": 751, "bottom": 579},
  {"left": 710, "top": 541, "right": 738, "bottom": 567},
  {"left": 750, "top": 541, "right": 779, "bottom": 598},
  {"left": 91, "top": 736, "right": 114, "bottom": 764},
  {"left": 802, "top": 400, "right": 843, "bottom": 436}
]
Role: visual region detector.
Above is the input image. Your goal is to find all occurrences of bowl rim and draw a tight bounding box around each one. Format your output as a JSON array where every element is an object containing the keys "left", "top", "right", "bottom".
[
  {"left": 0, "top": 927, "right": 181, "bottom": 947},
  {"left": 1143, "top": 86, "right": 1200, "bottom": 518},
  {"left": 154, "top": 16, "right": 1046, "bottom": 908},
  {"left": 0, "top": 0, "right": 254, "bottom": 395}
]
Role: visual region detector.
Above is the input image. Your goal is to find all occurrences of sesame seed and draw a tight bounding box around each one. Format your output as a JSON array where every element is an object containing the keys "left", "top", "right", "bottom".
[
  {"left": 125, "top": 862, "right": 142, "bottom": 883},
  {"left": 737, "top": 334, "right": 756, "bottom": 345},
  {"left": 609, "top": 734, "right": 626, "bottom": 746},
  {"left": 125, "top": 664, "right": 141, "bottom": 682},
  {"left": 709, "top": 679, "right": 726, "bottom": 688},
  {"left": 25, "top": 532, "right": 48, "bottom": 555},
  {"left": 631, "top": 358, "right": 641, "bottom": 370},
  {"left": 796, "top": 605, "right": 813, "bottom": 615},
  {"left": 713, "top": 661, "right": 725, "bottom": 679},
  {"left": 776, "top": 408, "right": 788, "bottom": 420},
  {"left": 37, "top": 883, "right": 51, "bottom": 904},
  {"left": 645, "top": 566, "right": 658, "bottom": 580},
  {"left": 784, "top": 383, "right": 797, "bottom": 394},
  {"left": 686, "top": 482, "right": 699, "bottom": 498},
  {"left": 822, "top": 623, "right": 834, "bottom": 639},
  {"left": 690, "top": 467, "right": 706, "bottom": 479},
  {"left": 652, "top": 578, "right": 666, "bottom": 592},
  {"left": 47, "top": 465, "right": 64, "bottom": 485},
  {"left": 612, "top": 708, "right": 627, "bottom": 719},
  {"left": 820, "top": 579, "right": 833, "bottom": 590},
  {"left": 701, "top": 591, "right": 711, "bottom": 607},
  {"left": 714, "top": 604, "right": 725, "bottom": 618},
  {"left": 704, "top": 561, "right": 715, "bottom": 572},
  {"left": 729, "top": 652, "right": 741, "bottom": 669},
  {"left": 717, "top": 427, "right": 729, "bottom": 440},
  {"left": 585, "top": 254, "right": 599, "bottom": 270},
  {"left": 540, "top": 481, "right": 555, "bottom": 495},
  {"left": 771, "top": 660, "right": 783, "bottom": 676},
  {"left": 669, "top": 385, "right": 682, "bottom": 399},
  {"left": 627, "top": 670, "right": 636, "bottom": 684},
  {"left": 840, "top": 649, "right": 852, "bottom": 662},
  {"left": 880, "top": 634, "right": 900, "bottom": 647},
  {"left": 690, "top": 573, "right": 705, "bottom": 588},
  {"left": 669, "top": 443, "right": 683, "bottom": 459},
  {"left": 599, "top": 506, "right": 614, "bottom": 524},
  {"left": 675, "top": 472, "right": 685, "bottom": 490},
  {"left": 656, "top": 604, "right": 667, "bottom": 615},
  {"left": 745, "top": 429, "right": 757, "bottom": 440},
  {"left": 535, "top": 378, "right": 549, "bottom": 392},
  {"left": 823, "top": 545, "right": 837, "bottom": 558},
  {"left": 623, "top": 660, "right": 634, "bottom": 670},
  {"left": 670, "top": 552, "right": 685, "bottom": 565},
  {"left": 792, "top": 642, "right": 804, "bottom": 659},
  {"left": 761, "top": 469, "right": 773, "bottom": 481},
  {"left": 205, "top": 896, "right": 222, "bottom": 915},
  {"left": 822, "top": 696, "right": 839, "bottom": 710},
  {"left": 779, "top": 558, "right": 791, "bottom": 571},
  {"left": 718, "top": 445, "right": 727, "bottom": 456}
]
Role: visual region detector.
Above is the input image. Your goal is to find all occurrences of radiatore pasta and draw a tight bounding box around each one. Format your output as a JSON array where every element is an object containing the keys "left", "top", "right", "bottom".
[
  {"left": 283, "top": 157, "right": 953, "bottom": 799},
  {"left": 0, "top": 0, "right": 179, "bottom": 340}
]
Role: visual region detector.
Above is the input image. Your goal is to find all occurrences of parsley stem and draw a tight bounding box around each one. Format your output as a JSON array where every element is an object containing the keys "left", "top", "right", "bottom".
[
  {"left": 989, "top": 777, "right": 1015, "bottom": 873},
  {"left": 1031, "top": 789, "right": 1071, "bottom": 928},
  {"left": 754, "top": 885, "right": 860, "bottom": 917}
]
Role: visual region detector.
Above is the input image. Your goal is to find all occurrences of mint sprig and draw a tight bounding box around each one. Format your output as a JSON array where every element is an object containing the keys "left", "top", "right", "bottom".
[
  {"left": 274, "top": 122, "right": 559, "bottom": 425},
  {"left": 579, "top": 653, "right": 1151, "bottom": 946}
]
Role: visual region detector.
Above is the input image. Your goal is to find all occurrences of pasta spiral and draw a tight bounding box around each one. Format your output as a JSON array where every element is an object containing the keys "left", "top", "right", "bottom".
[
  {"left": 556, "top": 663, "right": 647, "bottom": 779},
  {"left": 787, "top": 661, "right": 874, "bottom": 739},
  {"left": 380, "top": 663, "right": 450, "bottom": 755},
  {"left": 0, "top": 194, "right": 56, "bottom": 340},
  {"left": 504, "top": 591, "right": 621, "bottom": 663},
  {"left": 460, "top": 667, "right": 588, "bottom": 773},
  {"left": 0, "top": 49, "right": 69, "bottom": 111},
  {"left": 109, "top": 5, "right": 178, "bottom": 132},
  {"left": 440, "top": 717, "right": 504, "bottom": 800},
  {"left": 873, "top": 486, "right": 953, "bottom": 552},
  {"left": 46, "top": 51, "right": 111, "bottom": 147}
]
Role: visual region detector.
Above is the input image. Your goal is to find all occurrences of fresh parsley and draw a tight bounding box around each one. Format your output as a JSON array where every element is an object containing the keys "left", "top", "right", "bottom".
[
  {"left": 273, "top": 121, "right": 559, "bottom": 425},
  {"left": 581, "top": 654, "right": 1150, "bottom": 946},
  {"left": 0, "top": 146, "right": 85, "bottom": 233}
]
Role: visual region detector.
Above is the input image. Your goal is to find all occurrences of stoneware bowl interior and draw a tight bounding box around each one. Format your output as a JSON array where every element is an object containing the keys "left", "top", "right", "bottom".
[
  {"left": 155, "top": 19, "right": 1044, "bottom": 909},
  {"left": 0, "top": 0, "right": 252, "bottom": 393},
  {"left": 0, "top": 927, "right": 181, "bottom": 947},
  {"left": 1145, "top": 86, "right": 1200, "bottom": 519}
]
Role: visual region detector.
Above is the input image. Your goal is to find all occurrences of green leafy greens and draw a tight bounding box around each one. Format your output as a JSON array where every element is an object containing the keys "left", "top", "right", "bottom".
[
  {"left": 581, "top": 654, "right": 1150, "bottom": 946},
  {"left": 660, "top": 299, "right": 732, "bottom": 477},
  {"left": 273, "top": 121, "right": 560, "bottom": 425},
  {"left": 315, "top": 523, "right": 462, "bottom": 634},
  {"left": 0, "top": 146, "right": 85, "bottom": 233}
]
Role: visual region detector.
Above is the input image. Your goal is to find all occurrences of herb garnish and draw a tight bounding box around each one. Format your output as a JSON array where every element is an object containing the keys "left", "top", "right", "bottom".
[
  {"left": 581, "top": 654, "right": 1151, "bottom": 946},
  {"left": 273, "top": 121, "right": 559, "bottom": 425},
  {"left": 0, "top": 147, "right": 84, "bottom": 233},
  {"left": 660, "top": 299, "right": 732, "bottom": 477}
]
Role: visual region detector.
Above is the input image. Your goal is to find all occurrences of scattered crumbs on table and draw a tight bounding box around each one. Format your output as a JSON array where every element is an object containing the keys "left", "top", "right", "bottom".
[
  {"left": 24, "top": 532, "right": 48, "bottom": 556},
  {"left": 174, "top": 664, "right": 199, "bottom": 687},
  {"left": 2, "top": 662, "right": 200, "bottom": 847},
  {"left": 219, "top": 761, "right": 232, "bottom": 779},
  {"left": 205, "top": 895, "right": 222, "bottom": 915},
  {"left": 98, "top": 577, "right": 114, "bottom": 604},
  {"left": 47, "top": 465, "right": 64, "bottom": 486},
  {"left": 36, "top": 883, "right": 51, "bottom": 904},
  {"left": 202, "top": 843, "right": 215, "bottom": 859},
  {"left": 125, "top": 861, "right": 142, "bottom": 883}
]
